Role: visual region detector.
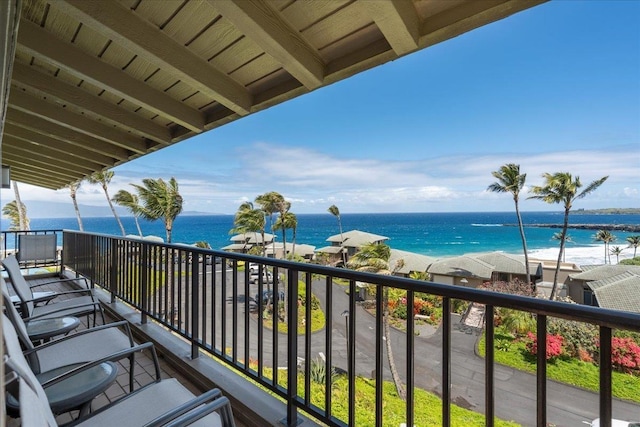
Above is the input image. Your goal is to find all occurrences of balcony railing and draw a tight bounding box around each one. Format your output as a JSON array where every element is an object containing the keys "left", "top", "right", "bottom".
[
  {"left": 61, "top": 230, "right": 640, "bottom": 427},
  {"left": 1, "top": 229, "right": 63, "bottom": 270}
]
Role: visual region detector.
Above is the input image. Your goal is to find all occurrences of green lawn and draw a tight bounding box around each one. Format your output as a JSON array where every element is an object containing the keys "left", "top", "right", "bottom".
[
  {"left": 263, "top": 280, "right": 325, "bottom": 334},
  {"left": 478, "top": 329, "right": 640, "bottom": 403}
]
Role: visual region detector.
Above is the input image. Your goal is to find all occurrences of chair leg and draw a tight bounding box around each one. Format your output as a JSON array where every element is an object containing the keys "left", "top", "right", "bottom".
[{"left": 129, "top": 353, "right": 135, "bottom": 393}]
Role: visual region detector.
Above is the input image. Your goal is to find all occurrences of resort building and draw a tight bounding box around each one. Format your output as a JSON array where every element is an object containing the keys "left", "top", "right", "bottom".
[
  {"left": 427, "top": 255, "right": 494, "bottom": 287},
  {"left": 222, "top": 232, "right": 275, "bottom": 254},
  {"left": 316, "top": 229, "right": 389, "bottom": 265},
  {"left": 389, "top": 249, "right": 436, "bottom": 277},
  {"left": 568, "top": 264, "right": 640, "bottom": 308},
  {"left": 528, "top": 257, "right": 582, "bottom": 298}
]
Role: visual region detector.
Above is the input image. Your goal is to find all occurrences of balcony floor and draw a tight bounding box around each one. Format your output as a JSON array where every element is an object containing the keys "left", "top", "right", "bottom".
[{"left": 7, "top": 273, "right": 247, "bottom": 427}]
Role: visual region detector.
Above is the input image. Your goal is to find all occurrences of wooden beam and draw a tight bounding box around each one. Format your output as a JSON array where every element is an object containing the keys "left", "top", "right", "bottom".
[
  {"left": 17, "top": 19, "right": 205, "bottom": 133},
  {"left": 3, "top": 143, "right": 97, "bottom": 174},
  {"left": 359, "top": 0, "right": 419, "bottom": 55},
  {"left": 6, "top": 108, "right": 131, "bottom": 161},
  {"left": 211, "top": 0, "right": 324, "bottom": 89},
  {"left": 12, "top": 62, "right": 171, "bottom": 145},
  {"left": 2, "top": 152, "right": 82, "bottom": 180},
  {"left": 420, "top": 0, "right": 547, "bottom": 48},
  {"left": 3, "top": 134, "right": 106, "bottom": 171},
  {"left": 4, "top": 123, "right": 115, "bottom": 166},
  {"left": 9, "top": 169, "right": 69, "bottom": 189},
  {"left": 10, "top": 90, "right": 148, "bottom": 154},
  {"left": 59, "top": 0, "right": 253, "bottom": 115}
]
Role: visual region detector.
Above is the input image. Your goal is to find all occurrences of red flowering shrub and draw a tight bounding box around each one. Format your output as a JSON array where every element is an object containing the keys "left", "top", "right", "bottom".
[
  {"left": 610, "top": 337, "right": 640, "bottom": 373},
  {"left": 526, "top": 332, "right": 564, "bottom": 360}
]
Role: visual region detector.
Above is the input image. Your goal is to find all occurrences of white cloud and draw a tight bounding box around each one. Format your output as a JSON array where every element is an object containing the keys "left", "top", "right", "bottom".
[{"left": 4, "top": 143, "right": 638, "bottom": 216}]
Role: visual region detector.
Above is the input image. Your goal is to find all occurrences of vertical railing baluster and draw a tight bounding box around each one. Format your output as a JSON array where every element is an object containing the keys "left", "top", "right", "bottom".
[
  {"left": 257, "top": 262, "right": 264, "bottom": 378},
  {"left": 324, "top": 275, "right": 333, "bottom": 420},
  {"left": 110, "top": 238, "right": 117, "bottom": 304},
  {"left": 304, "top": 272, "right": 311, "bottom": 407},
  {"left": 442, "top": 297, "right": 451, "bottom": 427},
  {"left": 406, "top": 289, "right": 415, "bottom": 427},
  {"left": 232, "top": 258, "right": 238, "bottom": 363},
  {"left": 140, "top": 243, "right": 148, "bottom": 324},
  {"left": 348, "top": 279, "right": 356, "bottom": 427},
  {"left": 286, "top": 269, "right": 299, "bottom": 427},
  {"left": 485, "top": 304, "right": 495, "bottom": 427},
  {"left": 375, "top": 284, "right": 383, "bottom": 427},
  {"left": 600, "top": 326, "right": 612, "bottom": 427},
  {"left": 191, "top": 250, "right": 200, "bottom": 359},
  {"left": 536, "top": 314, "right": 547, "bottom": 426},
  {"left": 221, "top": 260, "right": 229, "bottom": 359},
  {"left": 244, "top": 257, "right": 250, "bottom": 370}
]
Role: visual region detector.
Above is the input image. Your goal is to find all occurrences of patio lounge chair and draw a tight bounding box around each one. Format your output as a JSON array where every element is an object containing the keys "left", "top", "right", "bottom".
[
  {"left": 3, "top": 315, "right": 236, "bottom": 427},
  {"left": 2, "top": 255, "right": 105, "bottom": 325},
  {"left": 2, "top": 284, "right": 140, "bottom": 394}
]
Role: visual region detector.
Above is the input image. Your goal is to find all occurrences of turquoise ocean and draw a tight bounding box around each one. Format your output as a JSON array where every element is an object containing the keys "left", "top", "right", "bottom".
[{"left": 5, "top": 212, "right": 639, "bottom": 264}]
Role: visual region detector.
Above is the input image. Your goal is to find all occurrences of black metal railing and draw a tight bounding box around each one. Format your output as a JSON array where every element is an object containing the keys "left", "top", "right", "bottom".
[{"left": 62, "top": 230, "right": 640, "bottom": 427}]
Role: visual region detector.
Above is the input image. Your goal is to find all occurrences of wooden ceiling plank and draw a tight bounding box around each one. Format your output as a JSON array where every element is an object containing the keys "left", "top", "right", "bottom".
[
  {"left": 59, "top": 0, "right": 253, "bottom": 115},
  {"left": 12, "top": 63, "right": 171, "bottom": 145},
  {"left": 10, "top": 89, "right": 148, "bottom": 154},
  {"left": 211, "top": 0, "right": 324, "bottom": 89},
  {"left": 359, "top": 0, "right": 419, "bottom": 55},
  {"left": 3, "top": 127, "right": 112, "bottom": 167},
  {"left": 6, "top": 108, "right": 130, "bottom": 160},
  {"left": 9, "top": 170, "right": 66, "bottom": 189},
  {"left": 17, "top": 18, "right": 205, "bottom": 133},
  {"left": 3, "top": 141, "right": 97, "bottom": 174}
]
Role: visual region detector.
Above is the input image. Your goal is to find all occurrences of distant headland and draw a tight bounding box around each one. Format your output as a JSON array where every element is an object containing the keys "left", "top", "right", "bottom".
[
  {"left": 505, "top": 223, "right": 640, "bottom": 232},
  {"left": 572, "top": 208, "right": 640, "bottom": 215}
]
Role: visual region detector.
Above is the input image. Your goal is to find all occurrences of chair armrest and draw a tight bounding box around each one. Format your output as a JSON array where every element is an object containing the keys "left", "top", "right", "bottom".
[
  {"left": 22, "top": 301, "right": 102, "bottom": 322},
  {"left": 142, "top": 388, "right": 225, "bottom": 427},
  {"left": 39, "top": 342, "right": 158, "bottom": 388},
  {"left": 31, "top": 277, "right": 90, "bottom": 289},
  {"left": 162, "top": 396, "right": 235, "bottom": 427},
  {"left": 25, "top": 320, "right": 134, "bottom": 352}
]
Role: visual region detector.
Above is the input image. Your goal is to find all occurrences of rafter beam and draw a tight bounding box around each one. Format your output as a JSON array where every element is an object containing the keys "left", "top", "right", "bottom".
[
  {"left": 3, "top": 131, "right": 108, "bottom": 170},
  {"left": 6, "top": 108, "right": 131, "bottom": 161},
  {"left": 360, "top": 0, "right": 419, "bottom": 55},
  {"left": 211, "top": 0, "right": 324, "bottom": 89},
  {"left": 4, "top": 123, "right": 115, "bottom": 166},
  {"left": 9, "top": 90, "right": 147, "bottom": 154},
  {"left": 59, "top": 0, "right": 252, "bottom": 115},
  {"left": 3, "top": 142, "right": 96, "bottom": 174},
  {"left": 9, "top": 169, "right": 69, "bottom": 189},
  {"left": 17, "top": 19, "right": 205, "bottom": 133},
  {"left": 2, "top": 152, "right": 81, "bottom": 180},
  {"left": 12, "top": 63, "right": 171, "bottom": 145}
]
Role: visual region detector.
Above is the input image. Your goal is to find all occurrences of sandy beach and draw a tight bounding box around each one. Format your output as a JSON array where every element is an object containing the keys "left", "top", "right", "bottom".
[{"left": 529, "top": 244, "right": 635, "bottom": 267}]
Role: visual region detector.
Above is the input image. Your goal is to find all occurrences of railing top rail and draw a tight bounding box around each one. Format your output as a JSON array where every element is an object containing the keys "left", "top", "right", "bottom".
[
  {"left": 62, "top": 230, "right": 640, "bottom": 332},
  {"left": 2, "top": 229, "right": 64, "bottom": 233}
]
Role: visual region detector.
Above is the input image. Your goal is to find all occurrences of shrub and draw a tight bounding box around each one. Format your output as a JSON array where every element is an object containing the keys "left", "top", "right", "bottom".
[
  {"left": 610, "top": 337, "right": 640, "bottom": 373},
  {"left": 548, "top": 318, "right": 598, "bottom": 359},
  {"left": 526, "top": 332, "right": 564, "bottom": 360},
  {"left": 500, "top": 310, "right": 536, "bottom": 337},
  {"left": 393, "top": 302, "right": 408, "bottom": 320},
  {"left": 308, "top": 357, "right": 338, "bottom": 385}
]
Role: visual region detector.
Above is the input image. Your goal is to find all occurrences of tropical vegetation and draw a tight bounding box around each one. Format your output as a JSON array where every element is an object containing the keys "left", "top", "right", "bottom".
[
  {"left": 488, "top": 164, "right": 531, "bottom": 287},
  {"left": 610, "top": 246, "right": 624, "bottom": 264},
  {"left": 594, "top": 229, "right": 616, "bottom": 264},
  {"left": 112, "top": 188, "right": 144, "bottom": 236},
  {"left": 87, "top": 170, "right": 125, "bottom": 236},
  {"left": 626, "top": 235, "right": 640, "bottom": 258},
  {"left": 131, "top": 177, "right": 183, "bottom": 243},
  {"left": 529, "top": 172, "right": 608, "bottom": 299},
  {"left": 2, "top": 200, "right": 29, "bottom": 231},
  {"left": 348, "top": 242, "right": 407, "bottom": 400},
  {"left": 68, "top": 180, "right": 84, "bottom": 231},
  {"left": 328, "top": 204, "right": 347, "bottom": 266}
]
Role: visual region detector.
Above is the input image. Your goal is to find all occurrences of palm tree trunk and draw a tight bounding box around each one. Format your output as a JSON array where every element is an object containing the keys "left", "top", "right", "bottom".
[
  {"left": 383, "top": 287, "right": 406, "bottom": 400},
  {"left": 104, "top": 186, "right": 125, "bottom": 236},
  {"left": 338, "top": 218, "right": 346, "bottom": 266},
  {"left": 281, "top": 228, "right": 287, "bottom": 259},
  {"left": 514, "top": 200, "right": 531, "bottom": 289},
  {"left": 134, "top": 215, "right": 143, "bottom": 236},
  {"left": 292, "top": 226, "right": 297, "bottom": 259},
  {"left": 71, "top": 193, "right": 84, "bottom": 231},
  {"left": 12, "top": 181, "right": 27, "bottom": 230},
  {"left": 550, "top": 208, "right": 569, "bottom": 300}
]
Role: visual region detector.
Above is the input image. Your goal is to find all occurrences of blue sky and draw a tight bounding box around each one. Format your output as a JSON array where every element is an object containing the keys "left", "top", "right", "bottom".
[{"left": 5, "top": 1, "right": 640, "bottom": 216}]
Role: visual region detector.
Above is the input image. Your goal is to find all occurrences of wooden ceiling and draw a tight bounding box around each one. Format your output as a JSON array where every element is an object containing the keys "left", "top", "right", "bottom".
[{"left": 2, "top": 0, "right": 545, "bottom": 189}]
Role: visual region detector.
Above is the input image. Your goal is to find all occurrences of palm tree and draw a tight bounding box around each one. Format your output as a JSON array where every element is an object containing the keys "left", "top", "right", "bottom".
[
  {"left": 87, "top": 170, "right": 125, "bottom": 236},
  {"left": 594, "top": 230, "right": 616, "bottom": 264},
  {"left": 610, "top": 246, "right": 624, "bottom": 264},
  {"left": 2, "top": 201, "right": 29, "bottom": 231},
  {"left": 275, "top": 211, "right": 297, "bottom": 259},
  {"left": 328, "top": 204, "right": 347, "bottom": 266},
  {"left": 488, "top": 164, "right": 531, "bottom": 287},
  {"left": 529, "top": 172, "right": 608, "bottom": 300},
  {"left": 131, "top": 177, "right": 183, "bottom": 243},
  {"left": 348, "top": 242, "right": 406, "bottom": 400},
  {"left": 12, "top": 181, "right": 28, "bottom": 230},
  {"left": 626, "top": 235, "right": 640, "bottom": 258},
  {"left": 112, "top": 189, "right": 143, "bottom": 236},
  {"left": 255, "top": 192, "right": 285, "bottom": 257},
  {"left": 230, "top": 202, "right": 265, "bottom": 253},
  {"left": 552, "top": 232, "right": 572, "bottom": 262},
  {"left": 68, "top": 180, "right": 84, "bottom": 231}
]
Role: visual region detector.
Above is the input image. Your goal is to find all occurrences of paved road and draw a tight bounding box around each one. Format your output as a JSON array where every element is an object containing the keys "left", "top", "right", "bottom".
[{"left": 194, "top": 267, "right": 640, "bottom": 426}]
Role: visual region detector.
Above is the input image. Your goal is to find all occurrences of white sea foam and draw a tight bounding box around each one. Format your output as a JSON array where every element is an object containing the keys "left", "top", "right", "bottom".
[
  {"left": 528, "top": 244, "right": 635, "bottom": 267},
  {"left": 471, "top": 224, "right": 503, "bottom": 227}
]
